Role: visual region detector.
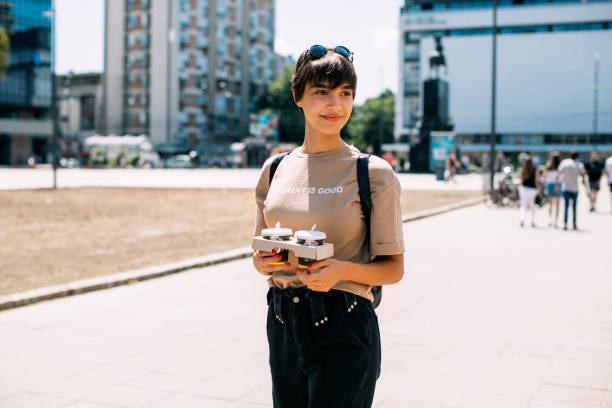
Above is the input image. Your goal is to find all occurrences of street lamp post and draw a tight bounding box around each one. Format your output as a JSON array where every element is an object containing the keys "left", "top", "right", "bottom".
[
  {"left": 44, "top": 3, "right": 58, "bottom": 189},
  {"left": 489, "top": 0, "right": 498, "bottom": 195}
]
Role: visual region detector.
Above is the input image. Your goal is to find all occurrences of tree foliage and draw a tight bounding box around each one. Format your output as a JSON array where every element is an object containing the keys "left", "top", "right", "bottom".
[
  {"left": 345, "top": 89, "right": 395, "bottom": 156},
  {"left": 255, "top": 65, "right": 304, "bottom": 144},
  {"left": 0, "top": 27, "right": 9, "bottom": 79}
]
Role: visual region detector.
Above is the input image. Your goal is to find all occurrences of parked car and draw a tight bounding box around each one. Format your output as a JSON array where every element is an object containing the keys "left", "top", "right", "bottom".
[
  {"left": 59, "top": 157, "right": 81, "bottom": 168},
  {"left": 164, "top": 155, "right": 195, "bottom": 169}
]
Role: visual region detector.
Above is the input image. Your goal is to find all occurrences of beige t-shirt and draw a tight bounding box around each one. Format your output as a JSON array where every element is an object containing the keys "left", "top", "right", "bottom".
[{"left": 254, "top": 143, "right": 405, "bottom": 301}]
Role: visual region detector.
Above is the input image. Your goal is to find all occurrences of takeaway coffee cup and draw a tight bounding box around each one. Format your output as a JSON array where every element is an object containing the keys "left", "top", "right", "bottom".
[
  {"left": 261, "top": 222, "right": 292, "bottom": 265},
  {"left": 294, "top": 229, "right": 326, "bottom": 269}
]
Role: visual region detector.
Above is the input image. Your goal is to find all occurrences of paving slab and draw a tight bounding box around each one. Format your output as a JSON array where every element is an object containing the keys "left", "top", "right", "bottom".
[{"left": 1, "top": 186, "right": 611, "bottom": 407}]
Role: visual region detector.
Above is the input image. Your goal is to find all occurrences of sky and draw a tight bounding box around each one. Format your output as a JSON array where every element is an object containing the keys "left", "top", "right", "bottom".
[{"left": 56, "top": 0, "right": 404, "bottom": 105}]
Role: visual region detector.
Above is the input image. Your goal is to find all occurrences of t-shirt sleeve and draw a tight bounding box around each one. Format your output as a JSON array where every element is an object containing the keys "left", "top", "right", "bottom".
[
  {"left": 253, "top": 156, "right": 274, "bottom": 237},
  {"left": 368, "top": 157, "right": 405, "bottom": 258}
]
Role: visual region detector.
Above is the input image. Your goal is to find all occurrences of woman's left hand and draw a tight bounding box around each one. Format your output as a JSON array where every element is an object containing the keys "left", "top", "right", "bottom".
[{"left": 295, "top": 258, "right": 349, "bottom": 292}]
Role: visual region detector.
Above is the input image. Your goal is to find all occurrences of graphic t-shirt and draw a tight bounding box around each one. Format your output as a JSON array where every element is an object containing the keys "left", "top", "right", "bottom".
[{"left": 254, "top": 144, "right": 405, "bottom": 301}]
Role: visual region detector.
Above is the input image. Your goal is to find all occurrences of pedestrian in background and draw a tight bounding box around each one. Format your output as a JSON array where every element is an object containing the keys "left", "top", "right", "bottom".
[
  {"left": 519, "top": 156, "right": 539, "bottom": 228},
  {"left": 444, "top": 150, "right": 461, "bottom": 182},
  {"left": 606, "top": 152, "right": 612, "bottom": 213},
  {"left": 544, "top": 151, "right": 562, "bottom": 228},
  {"left": 557, "top": 152, "right": 586, "bottom": 230},
  {"left": 584, "top": 151, "right": 605, "bottom": 212}
]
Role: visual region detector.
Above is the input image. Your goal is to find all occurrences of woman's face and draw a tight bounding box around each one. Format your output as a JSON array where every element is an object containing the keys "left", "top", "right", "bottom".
[{"left": 295, "top": 81, "right": 354, "bottom": 136}]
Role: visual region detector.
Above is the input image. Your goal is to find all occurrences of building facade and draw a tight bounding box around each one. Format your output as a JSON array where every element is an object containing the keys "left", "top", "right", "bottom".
[
  {"left": 397, "top": 0, "right": 612, "bottom": 154},
  {"left": 103, "top": 0, "right": 277, "bottom": 157},
  {"left": 0, "top": 0, "right": 52, "bottom": 165},
  {"left": 55, "top": 72, "right": 103, "bottom": 159}
]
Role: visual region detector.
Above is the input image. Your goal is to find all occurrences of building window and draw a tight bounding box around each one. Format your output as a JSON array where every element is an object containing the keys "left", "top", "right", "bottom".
[
  {"left": 80, "top": 95, "right": 96, "bottom": 130},
  {"left": 188, "top": 133, "right": 199, "bottom": 147}
]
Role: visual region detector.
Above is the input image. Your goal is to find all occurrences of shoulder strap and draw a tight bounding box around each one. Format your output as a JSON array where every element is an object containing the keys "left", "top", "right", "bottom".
[
  {"left": 357, "top": 153, "right": 383, "bottom": 308},
  {"left": 357, "top": 153, "right": 372, "bottom": 253},
  {"left": 269, "top": 151, "right": 289, "bottom": 186}
]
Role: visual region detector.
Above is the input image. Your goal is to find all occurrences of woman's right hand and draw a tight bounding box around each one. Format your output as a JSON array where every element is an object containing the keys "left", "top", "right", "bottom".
[{"left": 252, "top": 250, "right": 291, "bottom": 276}]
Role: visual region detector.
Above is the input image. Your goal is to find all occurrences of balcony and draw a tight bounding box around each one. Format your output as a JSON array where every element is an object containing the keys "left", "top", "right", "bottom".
[
  {"left": 127, "top": 0, "right": 150, "bottom": 12},
  {"left": 179, "top": 34, "right": 208, "bottom": 52},
  {"left": 128, "top": 73, "right": 148, "bottom": 89},
  {"left": 127, "top": 14, "right": 149, "bottom": 31}
]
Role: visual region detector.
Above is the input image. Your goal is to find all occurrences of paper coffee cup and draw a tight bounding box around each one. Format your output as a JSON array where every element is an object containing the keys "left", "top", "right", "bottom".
[
  {"left": 262, "top": 225, "right": 292, "bottom": 265},
  {"left": 295, "top": 230, "right": 326, "bottom": 268}
]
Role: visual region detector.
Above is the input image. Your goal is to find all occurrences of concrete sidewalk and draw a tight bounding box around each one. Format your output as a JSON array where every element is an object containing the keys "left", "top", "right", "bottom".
[{"left": 1, "top": 189, "right": 611, "bottom": 407}]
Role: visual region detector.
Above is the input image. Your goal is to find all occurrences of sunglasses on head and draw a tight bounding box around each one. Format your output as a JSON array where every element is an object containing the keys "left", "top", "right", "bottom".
[{"left": 308, "top": 45, "right": 353, "bottom": 62}]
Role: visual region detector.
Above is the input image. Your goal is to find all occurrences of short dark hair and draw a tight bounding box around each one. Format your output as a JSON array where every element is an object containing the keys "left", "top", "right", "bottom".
[
  {"left": 291, "top": 48, "right": 357, "bottom": 109},
  {"left": 570, "top": 152, "right": 579, "bottom": 160}
]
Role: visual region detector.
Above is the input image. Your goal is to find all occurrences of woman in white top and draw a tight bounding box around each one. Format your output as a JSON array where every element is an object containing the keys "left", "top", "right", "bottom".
[
  {"left": 606, "top": 153, "right": 612, "bottom": 213},
  {"left": 543, "top": 151, "right": 561, "bottom": 227}
]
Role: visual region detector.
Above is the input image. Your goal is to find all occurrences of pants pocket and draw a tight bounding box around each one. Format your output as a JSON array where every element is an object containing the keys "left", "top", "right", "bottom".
[{"left": 336, "top": 296, "right": 374, "bottom": 348}]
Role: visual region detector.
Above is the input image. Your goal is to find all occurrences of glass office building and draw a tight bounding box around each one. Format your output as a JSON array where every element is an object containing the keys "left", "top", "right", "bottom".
[
  {"left": 0, "top": 0, "right": 52, "bottom": 165},
  {"left": 397, "top": 0, "right": 612, "bottom": 156}
]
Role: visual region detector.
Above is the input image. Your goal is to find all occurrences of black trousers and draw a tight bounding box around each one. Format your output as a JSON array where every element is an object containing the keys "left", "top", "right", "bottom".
[{"left": 266, "top": 287, "right": 381, "bottom": 408}]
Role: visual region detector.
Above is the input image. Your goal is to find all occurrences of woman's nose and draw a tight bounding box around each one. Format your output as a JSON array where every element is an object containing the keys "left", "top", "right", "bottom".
[{"left": 326, "top": 94, "right": 341, "bottom": 108}]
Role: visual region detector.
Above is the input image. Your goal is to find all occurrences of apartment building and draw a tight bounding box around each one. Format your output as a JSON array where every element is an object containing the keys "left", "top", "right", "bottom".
[{"left": 103, "top": 0, "right": 278, "bottom": 157}]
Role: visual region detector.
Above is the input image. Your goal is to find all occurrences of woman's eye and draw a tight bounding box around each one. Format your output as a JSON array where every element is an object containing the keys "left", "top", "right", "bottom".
[{"left": 314, "top": 90, "right": 326, "bottom": 95}]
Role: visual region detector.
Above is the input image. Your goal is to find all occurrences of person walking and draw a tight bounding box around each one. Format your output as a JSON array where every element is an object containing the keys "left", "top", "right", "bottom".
[
  {"left": 606, "top": 152, "right": 612, "bottom": 213},
  {"left": 444, "top": 150, "right": 461, "bottom": 183},
  {"left": 543, "top": 151, "right": 562, "bottom": 228},
  {"left": 584, "top": 151, "right": 605, "bottom": 212},
  {"left": 252, "top": 45, "right": 405, "bottom": 408},
  {"left": 519, "top": 156, "right": 539, "bottom": 228},
  {"left": 557, "top": 152, "right": 586, "bottom": 230}
]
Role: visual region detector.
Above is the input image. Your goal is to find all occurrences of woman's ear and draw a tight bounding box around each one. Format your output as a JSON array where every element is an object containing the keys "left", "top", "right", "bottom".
[{"left": 293, "top": 89, "right": 303, "bottom": 108}]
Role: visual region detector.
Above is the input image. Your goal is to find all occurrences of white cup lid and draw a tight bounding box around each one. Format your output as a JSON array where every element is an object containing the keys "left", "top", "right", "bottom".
[
  {"left": 261, "top": 227, "right": 292, "bottom": 237},
  {"left": 295, "top": 230, "right": 326, "bottom": 241}
]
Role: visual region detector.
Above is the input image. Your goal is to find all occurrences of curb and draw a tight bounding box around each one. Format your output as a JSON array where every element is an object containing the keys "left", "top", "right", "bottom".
[
  {"left": 0, "top": 195, "right": 485, "bottom": 312},
  {"left": 402, "top": 195, "right": 486, "bottom": 223}
]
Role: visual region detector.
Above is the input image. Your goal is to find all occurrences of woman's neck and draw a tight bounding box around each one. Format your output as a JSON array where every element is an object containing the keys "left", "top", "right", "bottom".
[{"left": 301, "top": 123, "right": 345, "bottom": 154}]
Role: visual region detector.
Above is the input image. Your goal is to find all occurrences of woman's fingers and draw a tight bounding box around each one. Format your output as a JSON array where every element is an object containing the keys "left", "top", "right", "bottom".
[{"left": 253, "top": 250, "right": 292, "bottom": 274}]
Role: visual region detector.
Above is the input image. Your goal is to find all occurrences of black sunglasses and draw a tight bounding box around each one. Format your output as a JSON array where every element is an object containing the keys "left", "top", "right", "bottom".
[{"left": 308, "top": 45, "right": 353, "bottom": 62}]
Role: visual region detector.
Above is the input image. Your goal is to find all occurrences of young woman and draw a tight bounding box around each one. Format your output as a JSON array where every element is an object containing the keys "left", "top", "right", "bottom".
[
  {"left": 519, "top": 156, "right": 540, "bottom": 228},
  {"left": 544, "top": 151, "right": 561, "bottom": 227},
  {"left": 252, "top": 45, "right": 405, "bottom": 408},
  {"left": 444, "top": 150, "right": 461, "bottom": 183}
]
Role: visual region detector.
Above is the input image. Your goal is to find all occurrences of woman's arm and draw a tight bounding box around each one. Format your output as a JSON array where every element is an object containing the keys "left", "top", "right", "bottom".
[{"left": 295, "top": 254, "right": 404, "bottom": 293}]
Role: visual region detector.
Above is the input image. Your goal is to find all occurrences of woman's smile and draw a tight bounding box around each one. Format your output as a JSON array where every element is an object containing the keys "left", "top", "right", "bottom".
[{"left": 320, "top": 114, "right": 343, "bottom": 122}]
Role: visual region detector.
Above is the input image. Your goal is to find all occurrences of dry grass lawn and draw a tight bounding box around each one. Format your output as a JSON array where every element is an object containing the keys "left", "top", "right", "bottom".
[{"left": 1, "top": 188, "right": 480, "bottom": 295}]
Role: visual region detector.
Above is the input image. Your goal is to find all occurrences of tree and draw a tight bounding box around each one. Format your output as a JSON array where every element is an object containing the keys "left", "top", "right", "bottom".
[
  {"left": 255, "top": 65, "right": 304, "bottom": 144},
  {"left": 0, "top": 27, "right": 9, "bottom": 79},
  {"left": 345, "top": 89, "right": 395, "bottom": 156}
]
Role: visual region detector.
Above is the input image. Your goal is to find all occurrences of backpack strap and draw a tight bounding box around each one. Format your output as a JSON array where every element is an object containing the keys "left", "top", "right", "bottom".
[
  {"left": 269, "top": 151, "right": 289, "bottom": 186},
  {"left": 357, "top": 153, "right": 383, "bottom": 308},
  {"left": 357, "top": 153, "right": 372, "bottom": 253}
]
